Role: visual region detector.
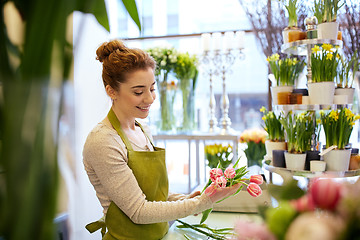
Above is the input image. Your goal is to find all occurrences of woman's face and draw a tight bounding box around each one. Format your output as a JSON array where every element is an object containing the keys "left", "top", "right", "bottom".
[{"left": 113, "top": 67, "right": 156, "bottom": 120}]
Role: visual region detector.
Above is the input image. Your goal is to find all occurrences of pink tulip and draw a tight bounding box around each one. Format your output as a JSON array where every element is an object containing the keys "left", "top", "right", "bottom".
[
  {"left": 247, "top": 183, "right": 262, "bottom": 197},
  {"left": 224, "top": 167, "right": 236, "bottom": 179},
  {"left": 250, "top": 175, "right": 264, "bottom": 185},
  {"left": 310, "top": 178, "right": 341, "bottom": 210},
  {"left": 290, "top": 194, "right": 316, "bottom": 212},
  {"left": 215, "top": 176, "right": 227, "bottom": 188},
  {"left": 209, "top": 168, "right": 223, "bottom": 182},
  {"left": 204, "top": 183, "right": 217, "bottom": 197}
]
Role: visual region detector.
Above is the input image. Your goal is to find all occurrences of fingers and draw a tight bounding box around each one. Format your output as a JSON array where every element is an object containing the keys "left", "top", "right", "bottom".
[{"left": 188, "top": 191, "right": 201, "bottom": 199}]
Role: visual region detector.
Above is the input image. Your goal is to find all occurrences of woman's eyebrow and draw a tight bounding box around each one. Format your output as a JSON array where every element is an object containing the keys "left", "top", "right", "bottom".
[{"left": 131, "top": 82, "right": 156, "bottom": 89}]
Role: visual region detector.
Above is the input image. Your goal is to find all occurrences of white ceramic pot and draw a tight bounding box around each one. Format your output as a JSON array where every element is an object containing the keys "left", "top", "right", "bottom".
[
  {"left": 284, "top": 152, "right": 307, "bottom": 170},
  {"left": 308, "top": 82, "right": 335, "bottom": 105},
  {"left": 265, "top": 140, "right": 286, "bottom": 160},
  {"left": 310, "top": 160, "right": 326, "bottom": 172},
  {"left": 271, "top": 86, "right": 294, "bottom": 105},
  {"left": 323, "top": 149, "right": 351, "bottom": 171},
  {"left": 335, "top": 88, "right": 355, "bottom": 104},
  {"left": 317, "top": 22, "right": 339, "bottom": 40}
]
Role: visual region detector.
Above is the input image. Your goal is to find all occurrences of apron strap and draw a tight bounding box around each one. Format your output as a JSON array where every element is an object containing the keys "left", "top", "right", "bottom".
[
  {"left": 107, "top": 108, "right": 134, "bottom": 151},
  {"left": 134, "top": 120, "right": 156, "bottom": 149},
  {"left": 85, "top": 219, "right": 107, "bottom": 237},
  {"left": 107, "top": 108, "right": 156, "bottom": 151}
]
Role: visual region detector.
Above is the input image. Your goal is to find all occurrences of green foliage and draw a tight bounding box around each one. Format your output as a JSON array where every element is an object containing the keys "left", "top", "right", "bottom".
[
  {"left": 204, "top": 143, "right": 233, "bottom": 169},
  {"left": 0, "top": 0, "right": 140, "bottom": 239},
  {"left": 319, "top": 108, "right": 360, "bottom": 149},
  {"left": 311, "top": 44, "right": 340, "bottom": 83},
  {"left": 244, "top": 141, "right": 266, "bottom": 166},
  {"left": 260, "top": 106, "right": 285, "bottom": 142},
  {"left": 279, "top": 111, "right": 315, "bottom": 153},
  {"left": 267, "top": 53, "right": 305, "bottom": 86}
]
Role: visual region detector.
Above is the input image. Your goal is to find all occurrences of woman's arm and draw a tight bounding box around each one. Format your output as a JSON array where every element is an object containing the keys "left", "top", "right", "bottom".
[{"left": 83, "top": 125, "right": 213, "bottom": 224}]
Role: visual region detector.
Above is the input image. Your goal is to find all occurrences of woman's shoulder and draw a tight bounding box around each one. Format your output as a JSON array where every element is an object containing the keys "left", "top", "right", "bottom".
[{"left": 83, "top": 120, "right": 125, "bottom": 154}]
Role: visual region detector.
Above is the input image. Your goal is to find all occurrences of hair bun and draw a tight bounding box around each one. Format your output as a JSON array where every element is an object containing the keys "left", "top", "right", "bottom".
[{"left": 96, "top": 40, "right": 126, "bottom": 62}]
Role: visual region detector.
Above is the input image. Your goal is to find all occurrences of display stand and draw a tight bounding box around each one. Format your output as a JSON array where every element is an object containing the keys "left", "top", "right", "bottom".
[{"left": 262, "top": 38, "right": 359, "bottom": 182}]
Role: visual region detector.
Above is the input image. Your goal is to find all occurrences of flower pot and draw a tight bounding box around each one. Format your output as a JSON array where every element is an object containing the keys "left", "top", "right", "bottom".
[
  {"left": 265, "top": 140, "right": 286, "bottom": 159},
  {"left": 272, "top": 150, "right": 286, "bottom": 168},
  {"left": 271, "top": 86, "right": 294, "bottom": 105},
  {"left": 317, "top": 22, "right": 339, "bottom": 40},
  {"left": 335, "top": 88, "right": 355, "bottom": 104},
  {"left": 323, "top": 149, "right": 351, "bottom": 171},
  {"left": 305, "top": 150, "right": 320, "bottom": 170},
  {"left": 310, "top": 160, "right": 326, "bottom": 172},
  {"left": 282, "top": 27, "right": 305, "bottom": 44},
  {"left": 308, "top": 82, "right": 335, "bottom": 105},
  {"left": 285, "top": 152, "right": 307, "bottom": 170}
]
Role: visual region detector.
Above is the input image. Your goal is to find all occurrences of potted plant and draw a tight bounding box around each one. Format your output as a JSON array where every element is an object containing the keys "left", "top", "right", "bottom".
[
  {"left": 335, "top": 52, "right": 359, "bottom": 104},
  {"left": 260, "top": 106, "right": 286, "bottom": 161},
  {"left": 280, "top": 0, "right": 305, "bottom": 43},
  {"left": 267, "top": 53, "right": 305, "bottom": 105},
  {"left": 319, "top": 108, "right": 360, "bottom": 171},
  {"left": 279, "top": 111, "right": 315, "bottom": 170},
  {"left": 174, "top": 52, "right": 199, "bottom": 132},
  {"left": 314, "top": 0, "right": 344, "bottom": 40},
  {"left": 308, "top": 44, "right": 339, "bottom": 104}
]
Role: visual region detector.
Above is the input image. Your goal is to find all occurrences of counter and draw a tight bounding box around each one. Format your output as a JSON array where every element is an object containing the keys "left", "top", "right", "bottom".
[{"left": 162, "top": 211, "right": 262, "bottom": 239}]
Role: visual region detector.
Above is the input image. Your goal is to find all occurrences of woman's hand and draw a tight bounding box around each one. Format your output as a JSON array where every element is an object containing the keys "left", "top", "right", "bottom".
[
  {"left": 187, "top": 191, "right": 201, "bottom": 199},
  {"left": 205, "top": 183, "right": 241, "bottom": 203}
]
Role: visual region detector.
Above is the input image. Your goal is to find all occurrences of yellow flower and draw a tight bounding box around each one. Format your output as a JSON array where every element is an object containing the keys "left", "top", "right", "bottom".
[
  {"left": 329, "top": 111, "right": 339, "bottom": 121},
  {"left": 260, "top": 106, "right": 266, "bottom": 113},
  {"left": 267, "top": 53, "right": 280, "bottom": 62},
  {"left": 316, "top": 119, "right": 322, "bottom": 125},
  {"left": 355, "top": 115, "right": 360, "bottom": 121},
  {"left": 322, "top": 43, "right": 333, "bottom": 52},
  {"left": 312, "top": 45, "right": 321, "bottom": 54},
  {"left": 326, "top": 53, "right": 333, "bottom": 60}
]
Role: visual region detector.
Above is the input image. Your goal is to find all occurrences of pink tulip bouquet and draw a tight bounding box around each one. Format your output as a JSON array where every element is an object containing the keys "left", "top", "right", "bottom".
[{"left": 176, "top": 158, "right": 263, "bottom": 239}]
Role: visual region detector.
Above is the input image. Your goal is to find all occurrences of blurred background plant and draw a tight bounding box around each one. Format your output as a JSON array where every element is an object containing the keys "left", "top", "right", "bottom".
[
  {"left": 147, "top": 47, "right": 178, "bottom": 132},
  {"left": 239, "top": 128, "right": 267, "bottom": 167},
  {"left": 234, "top": 177, "right": 360, "bottom": 240},
  {"left": 174, "top": 52, "right": 199, "bottom": 132},
  {"left": 204, "top": 143, "right": 233, "bottom": 169},
  {"left": 0, "top": 0, "right": 140, "bottom": 239}
]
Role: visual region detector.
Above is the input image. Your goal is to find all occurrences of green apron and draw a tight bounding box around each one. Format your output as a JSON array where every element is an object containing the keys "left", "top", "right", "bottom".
[{"left": 86, "top": 108, "right": 169, "bottom": 240}]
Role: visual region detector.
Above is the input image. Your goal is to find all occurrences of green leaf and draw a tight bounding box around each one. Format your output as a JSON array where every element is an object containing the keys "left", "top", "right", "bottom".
[
  {"left": 200, "top": 208, "right": 212, "bottom": 224},
  {"left": 267, "top": 179, "right": 305, "bottom": 201},
  {"left": 121, "top": 0, "right": 141, "bottom": 32},
  {"left": 92, "top": 0, "right": 110, "bottom": 32}
]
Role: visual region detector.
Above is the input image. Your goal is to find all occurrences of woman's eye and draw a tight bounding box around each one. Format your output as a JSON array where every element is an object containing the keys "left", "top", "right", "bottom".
[
  {"left": 151, "top": 88, "right": 156, "bottom": 92},
  {"left": 134, "top": 92, "right": 143, "bottom": 96}
]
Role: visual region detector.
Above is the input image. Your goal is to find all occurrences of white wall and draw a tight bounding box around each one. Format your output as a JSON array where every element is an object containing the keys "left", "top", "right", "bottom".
[{"left": 72, "top": 11, "right": 112, "bottom": 240}]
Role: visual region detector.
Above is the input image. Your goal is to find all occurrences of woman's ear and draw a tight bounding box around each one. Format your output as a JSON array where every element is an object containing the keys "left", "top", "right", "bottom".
[{"left": 105, "top": 85, "right": 117, "bottom": 101}]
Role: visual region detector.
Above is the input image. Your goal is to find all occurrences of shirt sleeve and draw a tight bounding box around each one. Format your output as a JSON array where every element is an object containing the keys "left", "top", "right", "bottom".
[{"left": 83, "top": 123, "right": 213, "bottom": 225}]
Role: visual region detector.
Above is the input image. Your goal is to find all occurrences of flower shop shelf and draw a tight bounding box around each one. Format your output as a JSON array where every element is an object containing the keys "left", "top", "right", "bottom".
[
  {"left": 262, "top": 160, "right": 360, "bottom": 179},
  {"left": 281, "top": 39, "right": 343, "bottom": 56},
  {"left": 273, "top": 104, "right": 351, "bottom": 112}
]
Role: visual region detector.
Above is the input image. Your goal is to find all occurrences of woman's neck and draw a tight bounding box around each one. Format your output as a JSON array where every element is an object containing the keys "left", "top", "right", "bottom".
[{"left": 111, "top": 107, "right": 136, "bottom": 130}]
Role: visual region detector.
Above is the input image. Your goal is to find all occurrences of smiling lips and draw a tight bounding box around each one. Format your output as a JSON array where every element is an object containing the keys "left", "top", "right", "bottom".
[{"left": 137, "top": 106, "right": 150, "bottom": 111}]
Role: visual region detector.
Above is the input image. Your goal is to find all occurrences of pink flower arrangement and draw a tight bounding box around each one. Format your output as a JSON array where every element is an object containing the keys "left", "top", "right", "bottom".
[{"left": 205, "top": 167, "right": 263, "bottom": 198}]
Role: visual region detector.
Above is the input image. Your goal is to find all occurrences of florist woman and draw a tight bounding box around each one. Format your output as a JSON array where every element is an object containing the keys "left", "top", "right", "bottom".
[{"left": 82, "top": 40, "right": 241, "bottom": 240}]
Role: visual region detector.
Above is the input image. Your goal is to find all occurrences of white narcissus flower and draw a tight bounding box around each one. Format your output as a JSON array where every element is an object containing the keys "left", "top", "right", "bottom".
[{"left": 160, "top": 60, "right": 166, "bottom": 66}]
